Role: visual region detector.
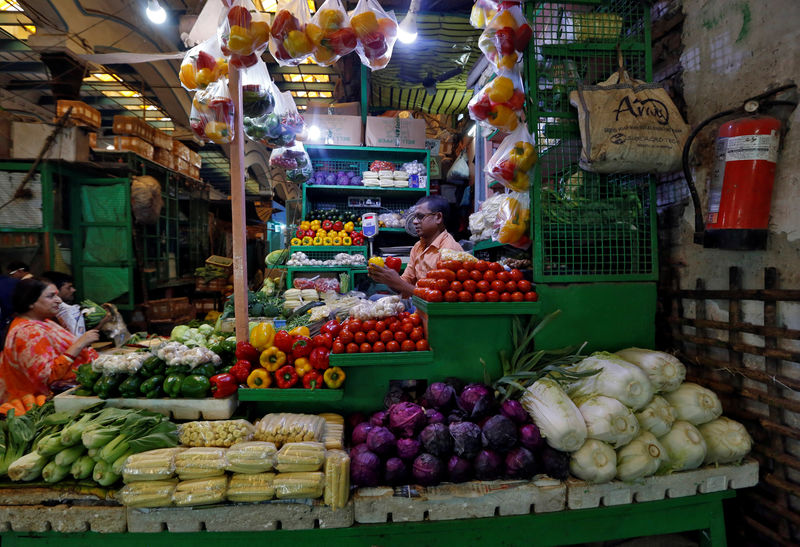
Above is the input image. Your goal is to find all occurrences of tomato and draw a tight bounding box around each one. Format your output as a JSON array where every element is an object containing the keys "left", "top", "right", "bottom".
[
  {"left": 496, "top": 271, "right": 511, "bottom": 282},
  {"left": 394, "top": 331, "right": 407, "bottom": 343},
  {"left": 500, "top": 292, "right": 512, "bottom": 302},
  {"left": 366, "top": 330, "right": 380, "bottom": 343},
  {"left": 415, "top": 339, "right": 429, "bottom": 351},
  {"left": 473, "top": 292, "right": 487, "bottom": 302},
  {"left": 505, "top": 280, "right": 518, "bottom": 292},
  {"left": 483, "top": 270, "right": 496, "bottom": 282},
  {"left": 417, "top": 279, "right": 438, "bottom": 289},
  {"left": 380, "top": 329, "right": 394, "bottom": 343},
  {"left": 486, "top": 290, "right": 500, "bottom": 302},
  {"left": 437, "top": 260, "right": 462, "bottom": 272},
  {"left": 402, "top": 321, "right": 414, "bottom": 334},
  {"left": 435, "top": 278, "right": 450, "bottom": 292},
  {"left": 468, "top": 269, "right": 483, "bottom": 282},
  {"left": 428, "top": 269, "right": 456, "bottom": 282},
  {"left": 338, "top": 329, "right": 354, "bottom": 344},
  {"left": 348, "top": 319, "right": 362, "bottom": 333},
  {"left": 346, "top": 342, "right": 359, "bottom": 353},
  {"left": 373, "top": 341, "right": 385, "bottom": 353},
  {"left": 375, "top": 320, "right": 387, "bottom": 332},
  {"left": 458, "top": 291, "right": 473, "bottom": 302},
  {"left": 525, "top": 291, "right": 539, "bottom": 302},
  {"left": 362, "top": 320, "right": 376, "bottom": 332},
  {"left": 410, "top": 327, "right": 424, "bottom": 341},
  {"left": 444, "top": 290, "right": 458, "bottom": 302},
  {"left": 477, "top": 280, "right": 491, "bottom": 293},
  {"left": 517, "top": 280, "right": 532, "bottom": 293},
  {"left": 463, "top": 279, "right": 477, "bottom": 293},
  {"left": 491, "top": 280, "right": 505, "bottom": 293},
  {"left": 385, "top": 316, "right": 398, "bottom": 326},
  {"left": 332, "top": 341, "right": 345, "bottom": 354},
  {"left": 511, "top": 291, "right": 524, "bottom": 302},
  {"left": 510, "top": 268, "right": 523, "bottom": 282},
  {"left": 456, "top": 269, "right": 470, "bottom": 282},
  {"left": 389, "top": 321, "right": 403, "bottom": 333},
  {"left": 428, "top": 289, "right": 443, "bottom": 302},
  {"left": 399, "top": 311, "right": 411, "bottom": 320},
  {"left": 474, "top": 260, "right": 489, "bottom": 272},
  {"left": 360, "top": 342, "right": 372, "bottom": 353},
  {"left": 354, "top": 331, "right": 366, "bottom": 344},
  {"left": 488, "top": 262, "right": 503, "bottom": 272},
  {"left": 386, "top": 340, "right": 400, "bottom": 352},
  {"left": 410, "top": 313, "right": 422, "bottom": 326},
  {"left": 401, "top": 339, "right": 416, "bottom": 352},
  {"left": 450, "top": 280, "right": 463, "bottom": 293}
]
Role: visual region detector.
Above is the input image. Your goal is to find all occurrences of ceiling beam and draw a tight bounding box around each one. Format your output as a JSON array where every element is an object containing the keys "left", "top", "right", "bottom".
[
  {"left": 268, "top": 64, "right": 337, "bottom": 75},
  {"left": 0, "top": 39, "right": 31, "bottom": 52},
  {"left": 0, "top": 61, "right": 46, "bottom": 72},
  {"left": 276, "top": 82, "right": 335, "bottom": 91}
]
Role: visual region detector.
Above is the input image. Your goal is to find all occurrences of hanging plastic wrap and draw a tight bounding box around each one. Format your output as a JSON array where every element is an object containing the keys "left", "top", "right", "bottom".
[
  {"left": 307, "top": 0, "right": 358, "bottom": 66},
  {"left": 190, "top": 77, "right": 234, "bottom": 144},
  {"left": 179, "top": 36, "right": 228, "bottom": 91},
  {"left": 470, "top": 0, "right": 499, "bottom": 29},
  {"left": 268, "top": 0, "right": 316, "bottom": 66},
  {"left": 351, "top": 0, "right": 398, "bottom": 71},
  {"left": 218, "top": 0, "right": 271, "bottom": 69},
  {"left": 478, "top": 6, "right": 533, "bottom": 70},
  {"left": 241, "top": 59, "right": 276, "bottom": 119},
  {"left": 485, "top": 124, "right": 537, "bottom": 192},
  {"left": 494, "top": 191, "right": 530, "bottom": 246},
  {"left": 468, "top": 66, "right": 525, "bottom": 132},
  {"left": 271, "top": 142, "right": 313, "bottom": 183},
  {"left": 244, "top": 89, "right": 305, "bottom": 148}
]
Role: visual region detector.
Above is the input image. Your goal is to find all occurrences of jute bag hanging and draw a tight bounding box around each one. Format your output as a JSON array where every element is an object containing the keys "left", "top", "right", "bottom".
[{"left": 569, "top": 54, "right": 689, "bottom": 173}]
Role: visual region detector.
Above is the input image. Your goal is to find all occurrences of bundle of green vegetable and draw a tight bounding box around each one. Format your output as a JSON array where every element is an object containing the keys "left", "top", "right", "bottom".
[
  {"left": 220, "top": 290, "right": 284, "bottom": 320},
  {"left": 81, "top": 300, "right": 107, "bottom": 329}
]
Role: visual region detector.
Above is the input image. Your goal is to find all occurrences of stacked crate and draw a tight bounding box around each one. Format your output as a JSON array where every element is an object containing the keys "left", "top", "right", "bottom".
[
  {"left": 152, "top": 127, "right": 174, "bottom": 170},
  {"left": 173, "top": 140, "right": 191, "bottom": 177},
  {"left": 112, "top": 115, "right": 155, "bottom": 160}
]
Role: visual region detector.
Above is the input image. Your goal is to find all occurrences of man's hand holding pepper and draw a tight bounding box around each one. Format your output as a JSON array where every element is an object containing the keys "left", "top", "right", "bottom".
[{"left": 369, "top": 264, "right": 415, "bottom": 298}]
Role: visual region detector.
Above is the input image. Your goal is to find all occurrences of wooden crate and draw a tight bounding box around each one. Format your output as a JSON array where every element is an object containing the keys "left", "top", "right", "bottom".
[
  {"left": 173, "top": 139, "right": 191, "bottom": 162},
  {"left": 154, "top": 147, "right": 174, "bottom": 169},
  {"left": 152, "top": 127, "right": 172, "bottom": 150},
  {"left": 114, "top": 136, "right": 154, "bottom": 160},
  {"left": 145, "top": 296, "right": 193, "bottom": 323},
  {"left": 56, "top": 100, "right": 101, "bottom": 129},
  {"left": 193, "top": 297, "right": 218, "bottom": 315},
  {"left": 188, "top": 165, "right": 200, "bottom": 180},
  {"left": 189, "top": 149, "right": 202, "bottom": 168},
  {"left": 112, "top": 115, "right": 154, "bottom": 143},
  {"left": 195, "top": 277, "right": 227, "bottom": 292}
]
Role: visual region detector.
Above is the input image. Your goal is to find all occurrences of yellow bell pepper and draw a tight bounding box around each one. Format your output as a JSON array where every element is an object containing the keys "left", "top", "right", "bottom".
[
  {"left": 490, "top": 104, "right": 518, "bottom": 131},
  {"left": 314, "top": 45, "right": 336, "bottom": 65},
  {"left": 487, "top": 76, "right": 514, "bottom": 104},
  {"left": 214, "top": 59, "right": 228, "bottom": 79},
  {"left": 351, "top": 11, "right": 379, "bottom": 37},
  {"left": 497, "top": 198, "right": 530, "bottom": 244},
  {"left": 343, "top": 222, "right": 354, "bottom": 232},
  {"left": 323, "top": 366, "right": 346, "bottom": 389},
  {"left": 250, "top": 322, "right": 276, "bottom": 351},
  {"left": 332, "top": 237, "right": 342, "bottom": 246},
  {"left": 310, "top": 220, "right": 321, "bottom": 227},
  {"left": 338, "top": 230, "right": 348, "bottom": 238},
  {"left": 510, "top": 141, "right": 537, "bottom": 171},
  {"left": 247, "top": 368, "right": 271, "bottom": 388},
  {"left": 319, "top": 9, "right": 344, "bottom": 30},
  {"left": 289, "top": 326, "right": 310, "bottom": 337},
  {"left": 204, "top": 310, "right": 221, "bottom": 322},
  {"left": 195, "top": 68, "right": 213, "bottom": 88},
  {"left": 499, "top": 54, "right": 517, "bottom": 70},
  {"left": 260, "top": 346, "right": 287, "bottom": 372},
  {"left": 285, "top": 29, "right": 314, "bottom": 58},
  {"left": 313, "top": 236, "right": 324, "bottom": 246},
  {"left": 179, "top": 64, "right": 197, "bottom": 89},
  {"left": 299, "top": 221, "right": 311, "bottom": 230},
  {"left": 228, "top": 25, "right": 255, "bottom": 55},
  {"left": 368, "top": 256, "right": 385, "bottom": 267},
  {"left": 301, "top": 236, "right": 314, "bottom": 245},
  {"left": 316, "top": 229, "right": 327, "bottom": 237},
  {"left": 493, "top": 10, "right": 517, "bottom": 29},
  {"left": 508, "top": 171, "right": 530, "bottom": 192},
  {"left": 250, "top": 20, "right": 271, "bottom": 47},
  {"left": 342, "top": 236, "right": 352, "bottom": 246},
  {"left": 294, "top": 357, "right": 312, "bottom": 377},
  {"left": 291, "top": 237, "right": 302, "bottom": 246},
  {"left": 323, "top": 236, "right": 333, "bottom": 246},
  {"left": 305, "top": 23, "right": 324, "bottom": 46},
  {"left": 205, "top": 121, "right": 231, "bottom": 143}
]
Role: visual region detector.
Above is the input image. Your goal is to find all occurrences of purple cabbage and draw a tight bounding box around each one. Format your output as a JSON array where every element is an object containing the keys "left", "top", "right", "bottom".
[
  {"left": 396, "top": 437, "right": 421, "bottom": 461},
  {"left": 351, "top": 450, "right": 382, "bottom": 486},
  {"left": 447, "top": 409, "right": 467, "bottom": 424},
  {"left": 447, "top": 455, "right": 472, "bottom": 483},
  {"left": 351, "top": 422, "right": 374, "bottom": 446},
  {"left": 366, "top": 426, "right": 396, "bottom": 457},
  {"left": 349, "top": 443, "right": 370, "bottom": 460},
  {"left": 345, "top": 171, "right": 356, "bottom": 179},
  {"left": 481, "top": 415, "right": 518, "bottom": 453},
  {"left": 325, "top": 173, "right": 336, "bottom": 185},
  {"left": 425, "top": 408, "right": 445, "bottom": 425},
  {"left": 384, "top": 457, "right": 408, "bottom": 485},
  {"left": 384, "top": 386, "right": 412, "bottom": 409},
  {"left": 389, "top": 402, "right": 426, "bottom": 438},
  {"left": 519, "top": 423, "right": 544, "bottom": 451},
  {"left": 505, "top": 447, "right": 537, "bottom": 478},
  {"left": 501, "top": 400, "right": 529, "bottom": 424},
  {"left": 449, "top": 421, "right": 482, "bottom": 459},
  {"left": 370, "top": 411, "right": 389, "bottom": 427},
  {"left": 419, "top": 423, "right": 453, "bottom": 459},
  {"left": 412, "top": 453, "right": 443, "bottom": 486},
  {"left": 458, "top": 383, "right": 494, "bottom": 419},
  {"left": 540, "top": 445, "right": 570, "bottom": 480},
  {"left": 349, "top": 176, "right": 362, "bottom": 186},
  {"left": 473, "top": 449, "right": 503, "bottom": 480},
  {"left": 422, "top": 382, "right": 456, "bottom": 410}
]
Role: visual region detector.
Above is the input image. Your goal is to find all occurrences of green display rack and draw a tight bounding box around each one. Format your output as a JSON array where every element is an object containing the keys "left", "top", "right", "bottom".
[
  {"left": 330, "top": 350, "right": 434, "bottom": 367},
  {"left": 238, "top": 388, "right": 344, "bottom": 402},
  {"left": 289, "top": 246, "right": 367, "bottom": 258}
]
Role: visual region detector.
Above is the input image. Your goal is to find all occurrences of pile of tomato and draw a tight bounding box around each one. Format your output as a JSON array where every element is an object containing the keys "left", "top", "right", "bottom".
[
  {"left": 413, "top": 259, "right": 538, "bottom": 303},
  {"left": 332, "top": 312, "right": 429, "bottom": 354}
]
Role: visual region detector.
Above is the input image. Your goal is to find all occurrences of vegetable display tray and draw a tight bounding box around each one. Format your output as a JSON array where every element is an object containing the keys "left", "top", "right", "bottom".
[
  {"left": 53, "top": 387, "right": 238, "bottom": 420},
  {"left": 330, "top": 351, "right": 434, "bottom": 367},
  {"left": 237, "top": 387, "right": 344, "bottom": 402},
  {"left": 413, "top": 298, "right": 541, "bottom": 316}
]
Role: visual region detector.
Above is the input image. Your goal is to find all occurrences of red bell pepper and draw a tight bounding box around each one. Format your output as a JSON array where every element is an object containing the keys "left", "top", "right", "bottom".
[
  {"left": 229, "top": 360, "right": 252, "bottom": 383},
  {"left": 494, "top": 27, "right": 516, "bottom": 56},
  {"left": 302, "top": 370, "right": 323, "bottom": 390},
  {"left": 210, "top": 373, "right": 237, "bottom": 398},
  {"left": 326, "top": 28, "right": 357, "bottom": 55},
  {"left": 514, "top": 23, "right": 533, "bottom": 51},
  {"left": 362, "top": 32, "right": 387, "bottom": 58},
  {"left": 493, "top": 159, "right": 516, "bottom": 182},
  {"left": 320, "top": 319, "right": 341, "bottom": 338},
  {"left": 385, "top": 256, "right": 402, "bottom": 273},
  {"left": 275, "top": 365, "right": 299, "bottom": 388},
  {"left": 227, "top": 6, "right": 252, "bottom": 28},
  {"left": 274, "top": 330, "right": 295, "bottom": 353},
  {"left": 312, "top": 333, "right": 333, "bottom": 349},
  {"left": 309, "top": 347, "right": 330, "bottom": 370},
  {"left": 332, "top": 220, "right": 344, "bottom": 232},
  {"left": 235, "top": 341, "right": 260, "bottom": 365},
  {"left": 322, "top": 219, "right": 334, "bottom": 231},
  {"left": 196, "top": 50, "right": 216, "bottom": 71},
  {"left": 271, "top": 10, "right": 298, "bottom": 39},
  {"left": 469, "top": 94, "right": 493, "bottom": 120},
  {"left": 508, "top": 89, "right": 525, "bottom": 111},
  {"left": 295, "top": 229, "right": 306, "bottom": 239},
  {"left": 292, "top": 336, "right": 313, "bottom": 359}
]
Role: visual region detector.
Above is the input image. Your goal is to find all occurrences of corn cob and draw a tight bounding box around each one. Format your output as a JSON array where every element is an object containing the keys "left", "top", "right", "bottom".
[
  {"left": 225, "top": 441, "right": 277, "bottom": 474},
  {"left": 174, "top": 447, "right": 227, "bottom": 480},
  {"left": 117, "top": 480, "right": 178, "bottom": 508},
  {"left": 323, "top": 449, "right": 350, "bottom": 510},
  {"left": 273, "top": 472, "right": 325, "bottom": 500},
  {"left": 122, "top": 448, "right": 185, "bottom": 483},
  {"left": 172, "top": 476, "right": 228, "bottom": 506},
  {"left": 275, "top": 442, "right": 326, "bottom": 472},
  {"left": 254, "top": 414, "right": 325, "bottom": 446},
  {"left": 226, "top": 472, "right": 276, "bottom": 502},
  {"left": 319, "top": 413, "right": 345, "bottom": 450},
  {"left": 178, "top": 420, "right": 254, "bottom": 448}
]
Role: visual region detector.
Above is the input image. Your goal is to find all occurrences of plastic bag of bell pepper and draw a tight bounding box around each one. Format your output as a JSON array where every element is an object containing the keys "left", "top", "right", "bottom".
[
  {"left": 268, "top": 0, "right": 316, "bottom": 66},
  {"left": 308, "top": 0, "right": 358, "bottom": 66},
  {"left": 179, "top": 36, "right": 228, "bottom": 92},
  {"left": 245, "top": 89, "right": 306, "bottom": 148},
  {"left": 479, "top": 5, "right": 532, "bottom": 70},
  {"left": 270, "top": 142, "right": 313, "bottom": 183},
  {"left": 351, "top": 0, "right": 399, "bottom": 71},
  {"left": 470, "top": 0, "right": 499, "bottom": 29},
  {"left": 493, "top": 191, "right": 531, "bottom": 247},
  {"left": 240, "top": 59, "right": 276, "bottom": 119},
  {"left": 190, "top": 78, "right": 234, "bottom": 144},
  {"left": 218, "top": 0, "right": 271, "bottom": 69},
  {"left": 468, "top": 65, "right": 525, "bottom": 132},
  {"left": 485, "top": 124, "right": 537, "bottom": 192}
]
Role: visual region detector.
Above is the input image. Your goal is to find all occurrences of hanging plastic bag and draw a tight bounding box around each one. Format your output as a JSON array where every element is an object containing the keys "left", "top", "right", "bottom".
[
  {"left": 218, "top": 0, "right": 271, "bottom": 69},
  {"left": 245, "top": 88, "right": 306, "bottom": 148},
  {"left": 493, "top": 191, "right": 530, "bottom": 247},
  {"left": 446, "top": 150, "right": 470, "bottom": 184},
  {"left": 270, "top": 142, "right": 313, "bottom": 183},
  {"left": 307, "top": 0, "right": 357, "bottom": 66},
  {"left": 241, "top": 59, "right": 276, "bottom": 119},
  {"left": 351, "top": 0, "right": 398, "bottom": 71},
  {"left": 268, "top": 0, "right": 316, "bottom": 66},
  {"left": 179, "top": 37, "right": 228, "bottom": 91},
  {"left": 190, "top": 78, "right": 234, "bottom": 145},
  {"left": 470, "top": 0, "right": 499, "bottom": 29},
  {"left": 485, "top": 124, "right": 537, "bottom": 192},
  {"left": 478, "top": 6, "right": 533, "bottom": 70},
  {"left": 468, "top": 66, "right": 525, "bottom": 132}
]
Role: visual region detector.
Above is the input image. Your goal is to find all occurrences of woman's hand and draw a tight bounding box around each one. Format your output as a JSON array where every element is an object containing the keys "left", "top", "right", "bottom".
[{"left": 66, "top": 329, "right": 100, "bottom": 358}]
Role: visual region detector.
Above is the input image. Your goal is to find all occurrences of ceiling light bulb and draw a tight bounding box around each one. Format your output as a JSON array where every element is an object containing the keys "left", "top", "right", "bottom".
[
  {"left": 308, "top": 125, "right": 321, "bottom": 140},
  {"left": 397, "top": 11, "right": 418, "bottom": 44},
  {"left": 147, "top": 0, "right": 167, "bottom": 25},
  {"left": 106, "top": 144, "right": 115, "bottom": 150}
]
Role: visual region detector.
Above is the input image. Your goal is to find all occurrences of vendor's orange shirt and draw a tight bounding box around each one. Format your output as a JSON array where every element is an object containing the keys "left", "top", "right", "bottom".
[{"left": 401, "top": 230, "right": 463, "bottom": 285}]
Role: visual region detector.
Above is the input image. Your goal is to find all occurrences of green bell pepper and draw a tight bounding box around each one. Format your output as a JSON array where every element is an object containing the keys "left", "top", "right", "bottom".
[
  {"left": 118, "top": 375, "right": 143, "bottom": 398},
  {"left": 76, "top": 363, "right": 101, "bottom": 389},
  {"left": 140, "top": 375, "right": 164, "bottom": 397},
  {"left": 166, "top": 365, "right": 190, "bottom": 376},
  {"left": 163, "top": 373, "right": 186, "bottom": 398},
  {"left": 141, "top": 356, "right": 166, "bottom": 377},
  {"left": 93, "top": 375, "right": 121, "bottom": 399},
  {"left": 73, "top": 387, "right": 93, "bottom": 397},
  {"left": 180, "top": 374, "right": 211, "bottom": 398},
  {"left": 193, "top": 362, "right": 217, "bottom": 378}
]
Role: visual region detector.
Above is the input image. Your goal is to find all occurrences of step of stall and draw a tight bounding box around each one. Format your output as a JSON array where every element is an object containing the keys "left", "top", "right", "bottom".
[
  {"left": 566, "top": 459, "right": 759, "bottom": 510},
  {"left": 0, "top": 504, "right": 126, "bottom": 533},
  {"left": 0, "top": 486, "right": 116, "bottom": 506},
  {"left": 126, "top": 500, "right": 354, "bottom": 532},
  {"left": 353, "top": 477, "right": 565, "bottom": 524}
]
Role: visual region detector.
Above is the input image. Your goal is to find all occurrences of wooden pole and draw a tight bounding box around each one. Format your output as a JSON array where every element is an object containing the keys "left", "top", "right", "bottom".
[{"left": 229, "top": 67, "right": 249, "bottom": 342}]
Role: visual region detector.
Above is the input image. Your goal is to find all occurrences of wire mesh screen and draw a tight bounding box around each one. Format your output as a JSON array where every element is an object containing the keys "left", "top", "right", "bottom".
[{"left": 306, "top": 196, "right": 415, "bottom": 220}]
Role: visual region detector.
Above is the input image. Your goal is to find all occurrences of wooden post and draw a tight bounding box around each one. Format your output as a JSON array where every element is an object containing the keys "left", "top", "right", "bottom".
[{"left": 229, "top": 68, "right": 249, "bottom": 341}]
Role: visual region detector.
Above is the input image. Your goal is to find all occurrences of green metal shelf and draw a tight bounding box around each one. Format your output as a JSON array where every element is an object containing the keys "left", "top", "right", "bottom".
[
  {"left": 472, "top": 240, "right": 506, "bottom": 252},
  {"left": 237, "top": 388, "right": 344, "bottom": 402},
  {"left": 539, "top": 41, "right": 647, "bottom": 56},
  {"left": 379, "top": 227, "right": 412, "bottom": 233},
  {"left": 330, "top": 350, "right": 434, "bottom": 367},
  {"left": 287, "top": 266, "right": 365, "bottom": 272},
  {"left": 290, "top": 246, "right": 367, "bottom": 253},
  {"left": 305, "top": 185, "right": 427, "bottom": 197},
  {"left": 413, "top": 298, "right": 541, "bottom": 316}
]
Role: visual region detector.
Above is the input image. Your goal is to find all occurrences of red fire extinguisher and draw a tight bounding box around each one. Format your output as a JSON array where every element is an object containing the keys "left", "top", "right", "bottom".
[{"left": 683, "top": 86, "right": 797, "bottom": 250}]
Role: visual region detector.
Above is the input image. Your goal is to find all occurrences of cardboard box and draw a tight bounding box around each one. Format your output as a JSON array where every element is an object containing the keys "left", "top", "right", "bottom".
[
  {"left": 173, "top": 140, "right": 191, "bottom": 162},
  {"left": 114, "top": 136, "right": 154, "bottom": 160},
  {"left": 365, "top": 116, "right": 426, "bottom": 149},
  {"left": 305, "top": 114, "right": 363, "bottom": 146},
  {"left": 154, "top": 147, "right": 173, "bottom": 169},
  {"left": 113, "top": 115, "right": 154, "bottom": 143},
  {"left": 11, "top": 122, "right": 90, "bottom": 162},
  {"left": 56, "top": 100, "right": 101, "bottom": 129},
  {"left": 306, "top": 101, "right": 361, "bottom": 117},
  {"left": 151, "top": 128, "right": 172, "bottom": 151}
]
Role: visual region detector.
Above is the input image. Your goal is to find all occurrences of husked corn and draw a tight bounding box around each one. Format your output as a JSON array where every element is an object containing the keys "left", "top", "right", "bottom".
[
  {"left": 122, "top": 448, "right": 186, "bottom": 483},
  {"left": 172, "top": 476, "right": 228, "bottom": 506},
  {"left": 275, "top": 442, "right": 326, "bottom": 472},
  {"left": 178, "top": 420, "right": 254, "bottom": 447},
  {"left": 117, "top": 480, "right": 178, "bottom": 508},
  {"left": 226, "top": 472, "right": 276, "bottom": 502},
  {"left": 324, "top": 449, "right": 350, "bottom": 510},
  {"left": 273, "top": 472, "right": 325, "bottom": 500},
  {"left": 320, "top": 414, "right": 344, "bottom": 450},
  {"left": 254, "top": 413, "right": 325, "bottom": 447},
  {"left": 174, "top": 447, "right": 228, "bottom": 480},
  {"left": 225, "top": 441, "right": 277, "bottom": 474}
]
